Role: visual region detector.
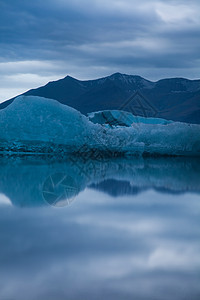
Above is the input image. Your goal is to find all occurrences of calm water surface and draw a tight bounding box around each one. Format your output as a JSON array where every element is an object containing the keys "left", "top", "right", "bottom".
[{"left": 0, "top": 156, "right": 200, "bottom": 300}]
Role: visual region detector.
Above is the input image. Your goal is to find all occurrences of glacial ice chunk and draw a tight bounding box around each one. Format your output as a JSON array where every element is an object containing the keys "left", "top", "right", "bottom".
[
  {"left": 88, "top": 110, "right": 173, "bottom": 127},
  {"left": 0, "top": 95, "right": 200, "bottom": 157}
]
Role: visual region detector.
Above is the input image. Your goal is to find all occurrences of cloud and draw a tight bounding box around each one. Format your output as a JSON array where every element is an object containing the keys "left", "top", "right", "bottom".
[
  {"left": 0, "top": 60, "right": 64, "bottom": 101},
  {"left": 0, "top": 0, "right": 200, "bottom": 101},
  {"left": 0, "top": 189, "right": 200, "bottom": 299},
  {"left": 0, "top": 194, "right": 11, "bottom": 205}
]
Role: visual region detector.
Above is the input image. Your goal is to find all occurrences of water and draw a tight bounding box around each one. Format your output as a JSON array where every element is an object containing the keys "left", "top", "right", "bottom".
[{"left": 0, "top": 156, "right": 200, "bottom": 300}]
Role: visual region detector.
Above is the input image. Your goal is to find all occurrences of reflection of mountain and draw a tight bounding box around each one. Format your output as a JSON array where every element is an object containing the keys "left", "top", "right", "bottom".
[
  {"left": 0, "top": 156, "right": 200, "bottom": 207},
  {"left": 90, "top": 179, "right": 145, "bottom": 197}
]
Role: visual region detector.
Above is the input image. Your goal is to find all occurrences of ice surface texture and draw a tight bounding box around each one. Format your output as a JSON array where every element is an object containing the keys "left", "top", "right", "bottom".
[{"left": 0, "top": 95, "right": 200, "bottom": 156}]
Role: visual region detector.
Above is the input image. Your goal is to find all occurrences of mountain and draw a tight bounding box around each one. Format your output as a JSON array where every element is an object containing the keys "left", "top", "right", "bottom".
[{"left": 1, "top": 72, "right": 200, "bottom": 124}]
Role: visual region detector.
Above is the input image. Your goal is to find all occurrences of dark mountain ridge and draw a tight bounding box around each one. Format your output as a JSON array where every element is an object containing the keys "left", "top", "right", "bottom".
[{"left": 1, "top": 72, "right": 200, "bottom": 124}]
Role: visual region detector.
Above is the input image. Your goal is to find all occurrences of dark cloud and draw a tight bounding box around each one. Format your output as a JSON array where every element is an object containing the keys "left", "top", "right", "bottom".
[{"left": 0, "top": 0, "right": 200, "bottom": 101}]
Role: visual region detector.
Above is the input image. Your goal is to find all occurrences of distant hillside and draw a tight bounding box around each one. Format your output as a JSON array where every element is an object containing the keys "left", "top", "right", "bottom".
[{"left": 1, "top": 72, "right": 200, "bottom": 124}]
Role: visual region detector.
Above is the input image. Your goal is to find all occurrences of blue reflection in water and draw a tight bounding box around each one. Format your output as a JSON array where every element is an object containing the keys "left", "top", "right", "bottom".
[{"left": 0, "top": 156, "right": 200, "bottom": 300}]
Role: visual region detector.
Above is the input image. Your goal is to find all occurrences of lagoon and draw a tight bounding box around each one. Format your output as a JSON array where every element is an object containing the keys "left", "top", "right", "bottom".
[{"left": 0, "top": 156, "right": 200, "bottom": 300}]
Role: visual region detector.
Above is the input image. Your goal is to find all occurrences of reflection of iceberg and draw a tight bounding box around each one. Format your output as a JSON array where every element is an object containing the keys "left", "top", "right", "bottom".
[
  {"left": 0, "top": 156, "right": 199, "bottom": 207},
  {"left": 0, "top": 95, "right": 200, "bottom": 156}
]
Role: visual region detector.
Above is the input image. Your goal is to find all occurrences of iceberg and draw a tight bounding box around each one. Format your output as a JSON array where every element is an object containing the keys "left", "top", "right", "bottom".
[
  {"left": 88, "top": 110, "right": 173, "bottom": 127},
  {"left": 0, "top": 95, "right": 200, "bottom": 157}
]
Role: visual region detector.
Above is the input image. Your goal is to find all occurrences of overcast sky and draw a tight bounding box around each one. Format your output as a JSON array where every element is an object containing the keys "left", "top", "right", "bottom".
[{"left": 0, "top": 0, "right": 200, "bottom": 102}]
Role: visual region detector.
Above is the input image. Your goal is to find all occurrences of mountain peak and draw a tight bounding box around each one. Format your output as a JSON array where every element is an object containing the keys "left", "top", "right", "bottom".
[
  {"left": 109, "top": 72, "right": 142, "bottom": 79},
  {"left": 109, "top": 72, "right": 124, "bottom": 78},
  {"left": 107, "top": 72, "right": 153, "bottom": 90},
  {"left": 63, "top": 75, "right": 78, "bottom": 81}
]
